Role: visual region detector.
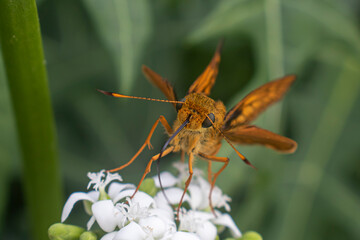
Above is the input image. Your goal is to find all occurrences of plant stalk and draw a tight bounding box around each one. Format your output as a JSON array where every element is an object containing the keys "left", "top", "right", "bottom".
[{"left": 0, "top": 1, "right": 63, "bottom": 239}]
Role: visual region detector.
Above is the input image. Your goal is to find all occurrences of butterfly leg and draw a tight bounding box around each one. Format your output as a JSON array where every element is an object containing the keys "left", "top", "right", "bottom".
[
  {"left": 176, "top": 152, "right": 194, "bottom": 218},
  {"left": 108, "top": 115, "right": 172, "bottom": 172},
  {"left": 205, "top": 143, "right": 222, "bottom": 184},
  {"left": 199, "top": 152, "right": 229, "bottom": 215},
  {"left": 207, "top": 161, "right": 212, "bottom": 183},
  {"left": 180, "top": 150, "right": 185, "bottom": 163},
  {"left": 131, "top": 146, "right": 175, "bottom": 198}
]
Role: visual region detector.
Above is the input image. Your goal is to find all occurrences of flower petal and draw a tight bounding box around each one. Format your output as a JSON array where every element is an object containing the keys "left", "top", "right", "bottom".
[
  {"left": 188, "top": 184, "right": 203, "bottom": 210},
  {"left": 104, "top": 172, "right": 123, "bottom": 187},
  {"left": 61, "top": 192, "right": 96, "bottom": 222},
  {"left": 87, "top": 170, "right": 105, "bottom": 190},
  {"left": 108, "top": 182, "right": 135, "bottom": 199},
  {"left": 100, "top": 231, "right": 117, "bottom": 240},
  {"left": 182, "top": 210, "right": 213, "bottom": 222},
  {"left": 112, "top": 189, "right": 134, "bottom": 203},
  {"left": 171, "top": 231, "right": 201, "bottom": 240},
  {"left": 112, "top": 190, "right": 154, "bottom": 208},
  {"left": 87, "top": 216, "right": 96, "bottom": 230},
  {"left": 132, "top": 192, "right": 155, "bottom": 208},
  {"left": 196, "top": 176, "right": 231, "bottom": 211},
  {"left": 210, "top": 186, "right": 231, "bottom": 211},
  {"left": 173, "top": 162, "right": 203, "bottom": 182},
  {"left": 196, "top": 221, "right": 217, "bottom": 240},
  {"left": 92, "top": 200, "right": 122, "bottom": 232},
  {"left": 139, "top": 216, "right": 167, "bottom": 238},
  {"left": 87, "top": 191, "right": 100, "bottom": 201},
  {"left": 154, "top": 187, "right": 190, "bottom": 206},
  {"left": 152, "top": 193, "right": 174, "bottom": 214},
  {"left": 114, "top": 221, "right": 147, "bottom": 240},
  {"left": 178, "top": 210, "right": 214, "bottom": 233},
  {"left": 211, "top": 213, "right": 241, "bottom": 238},
  {"left": 149, "top": 208, "right": 174, "bottom": 222},
  {"left": 153, "top": 171, "right": 178, "bottom": 188}
]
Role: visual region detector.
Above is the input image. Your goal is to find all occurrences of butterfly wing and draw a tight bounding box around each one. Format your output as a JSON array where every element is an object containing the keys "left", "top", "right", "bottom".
[
  {"left": 224, "top": 125, "right": 297, "bottom": 153},
  {"left": 142, "top": 65, "right": 177, "bottom": 108},
  {"left": 187, "top": 41, "right": 223, "bottom": 96},
  {"left": 223, "top": 75, "right": 296, "bottom": 130}
]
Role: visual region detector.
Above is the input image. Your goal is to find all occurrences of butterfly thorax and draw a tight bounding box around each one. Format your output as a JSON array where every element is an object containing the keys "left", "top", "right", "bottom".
[{"left": 170, "top": 93, "right": 226, "bottom": 155}]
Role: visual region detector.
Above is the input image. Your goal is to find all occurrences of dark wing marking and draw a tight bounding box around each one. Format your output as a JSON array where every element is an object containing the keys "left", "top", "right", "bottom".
[
  {"left": 223, "top": 75, "right": 296, "bottom": 130},
  {"left": 224, "top": 125, "right": 297, "bottom": 153}
]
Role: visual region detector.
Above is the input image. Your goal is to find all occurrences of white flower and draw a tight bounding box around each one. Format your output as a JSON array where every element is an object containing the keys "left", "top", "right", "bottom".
[
  {"left": 90, "top": 188, "right": 157, "bottom": 232},
  {"left": 62, "top": 170, "right": 177, "bottom": 239},
  {"left": 178, "top": 209, "right": 214, "bottom": 232},
  {"left": 101, "top": 221, "right": 147, "bottom": 240},
  {"left": 171, "top": 231, "right": 201, "bottom": 240},
  {"left": 153, "top": 163, "right": 232, "bottom": 212},
  {"left": 61, "top": 170, "right": 136, "bottom": 230},
  {"left": 153, "top": 171, "right": 178, "bottom": 188},
  {"left": 97, "top": 197, "right": 176, "bottom": 240},
  {"left": 151, "top": 163, "right": 240, "bottom": 239},
  {"left": 178, "top": 209, "right": 241, "bottom": 240},
  {"left": 114, "top": 221, "right": 148, "bottom": 240},
  {"left": 193, "top": 176, "right": 231, "bottom": 211},
  {"left": 212, "top": 212, "right": 242, "bottom": 238},
  {"left": 92, "top": 200, "right": 123, "bottom": 232},
  {"left": 87, "top": 170, "right": 123, "bottom": 191},
  {"left": 101, "top": 231, "right": 117, "bottom": 240},
  {"left": 117, "top": 197, "right": 150, "bottom": 223},
  {"left": 60, "top": 165, "right": 242, "bottom": 240}
]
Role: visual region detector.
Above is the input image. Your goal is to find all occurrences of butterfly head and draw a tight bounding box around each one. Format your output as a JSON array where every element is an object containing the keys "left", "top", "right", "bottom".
[{"left": 176, "top": 93, "right": 226, "bottom": 131}]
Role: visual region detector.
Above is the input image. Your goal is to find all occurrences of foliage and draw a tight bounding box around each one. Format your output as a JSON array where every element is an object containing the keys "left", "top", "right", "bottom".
[
  {"left": 0, "top": 0, "right": 62, "bottom": 239},
  {"left": 0, "top": 0, "right": 359, "bottom": 239}
]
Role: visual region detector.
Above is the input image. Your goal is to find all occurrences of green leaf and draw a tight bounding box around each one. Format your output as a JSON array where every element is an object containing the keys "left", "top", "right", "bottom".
[
  {"left": 188, "top": 0, "right": 263, "bottom": 43},
  {"left": 0, "top": 49, "right": 18, "bottom": 230},
  {"left": 82, "top": 0, "right": 152, "bottom": 92},
  {"left": 284, "top": 1, "right": 360, "bottom": 55}
]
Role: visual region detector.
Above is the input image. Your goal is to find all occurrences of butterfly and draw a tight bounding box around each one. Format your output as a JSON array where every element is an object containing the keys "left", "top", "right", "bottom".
[{"left": 98, "top": 41, "right": 297, "bottom": 215}]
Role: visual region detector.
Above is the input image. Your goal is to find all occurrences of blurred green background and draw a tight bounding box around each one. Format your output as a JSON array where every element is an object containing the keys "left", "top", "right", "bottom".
[{"left": 1, "top": 0, "right": 360, "bottom": 239}]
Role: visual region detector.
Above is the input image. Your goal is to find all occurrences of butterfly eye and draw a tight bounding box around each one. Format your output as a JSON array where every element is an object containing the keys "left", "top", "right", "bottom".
[
  {"left": 176, "top": 98, "right": 185, "bottom": 111},
  {"left": 202, "top": 113, "right": 215, "bottom": 128}
]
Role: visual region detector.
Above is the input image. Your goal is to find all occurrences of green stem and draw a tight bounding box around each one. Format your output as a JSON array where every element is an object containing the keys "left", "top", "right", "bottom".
[{"left": 0, "top": 1, "right": 63, "bottom": 240}]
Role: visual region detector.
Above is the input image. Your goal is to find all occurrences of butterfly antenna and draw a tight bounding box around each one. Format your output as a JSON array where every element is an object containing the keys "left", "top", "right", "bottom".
[
  {"left": 205, "top": 115, "right": 256, "bottom": 169},
  {"left": 216, "top": 38, "right": 225, "bottom": 53},
  {"left": 97, "top": 89, "right": 184, "bottom": 105}
]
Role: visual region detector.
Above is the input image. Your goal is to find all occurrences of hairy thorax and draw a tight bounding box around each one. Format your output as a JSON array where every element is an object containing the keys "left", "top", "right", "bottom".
[{"left": 170, "top": 93, "right": 226, "bottom": 155}]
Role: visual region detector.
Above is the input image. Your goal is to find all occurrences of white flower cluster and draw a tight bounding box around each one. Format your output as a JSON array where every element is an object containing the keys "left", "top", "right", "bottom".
[{"left": 61, "top": 163, "right": 241, "bottom": 240}]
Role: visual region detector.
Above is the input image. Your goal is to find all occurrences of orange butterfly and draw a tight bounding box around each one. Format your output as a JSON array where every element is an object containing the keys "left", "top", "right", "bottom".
[{"left": 98, "top": 41, "right": 297, "bottom": 215}]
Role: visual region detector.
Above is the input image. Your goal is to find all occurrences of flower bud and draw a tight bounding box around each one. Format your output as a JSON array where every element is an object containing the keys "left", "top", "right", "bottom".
[
  {"left": 79, "top": 231, "right": 97, "bottom": 240},
  {"left": 48, "top": 223, "right": 85, "bottom": 240},
  {"left": 239, "top": 231, "right": 263, "bottom": 240}
]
